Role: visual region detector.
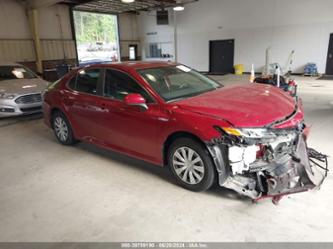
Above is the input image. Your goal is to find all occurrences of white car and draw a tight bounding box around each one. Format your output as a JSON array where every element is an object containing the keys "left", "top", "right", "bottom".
[{"left": 0, "top": 63, "right": 49, "bottom": 117}]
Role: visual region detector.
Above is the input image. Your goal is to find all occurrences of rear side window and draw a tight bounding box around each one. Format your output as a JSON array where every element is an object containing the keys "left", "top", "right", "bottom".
[
  {"left": 104, "top": 69, "right": 153, "bottom": 103},
  {"left": 74, "top": 69, "right": 101, "bottom": 95},
  {"left": 68, "top": 75, "right": 77, "bottom": 89}
]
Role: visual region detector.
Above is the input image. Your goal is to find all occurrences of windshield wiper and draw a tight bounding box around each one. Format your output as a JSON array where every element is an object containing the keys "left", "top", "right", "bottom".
[
  {"left": 168, "top": 97, "right": 190, "bottom": 103},
  {"left": 167, "top": 89, "right": 217, "bottom": 103}
]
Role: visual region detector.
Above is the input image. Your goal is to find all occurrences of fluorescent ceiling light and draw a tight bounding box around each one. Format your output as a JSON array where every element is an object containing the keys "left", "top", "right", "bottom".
[
  {"left": 173, "top": 5, "right": 184, "bottom": 11},
  {"left": 121, "top": 0, "right": 135, "bottom": 3},
  {"left": 174, "top": 0, "right": 184, "bottom": 11}
]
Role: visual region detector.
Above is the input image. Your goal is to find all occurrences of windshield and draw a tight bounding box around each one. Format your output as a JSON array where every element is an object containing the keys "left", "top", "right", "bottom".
[
  {"left": 0, "top": 66, "right": 37, "bottom": 81},
  {"left": 138, "top": 65, "right": 222, "bottom": 102}
]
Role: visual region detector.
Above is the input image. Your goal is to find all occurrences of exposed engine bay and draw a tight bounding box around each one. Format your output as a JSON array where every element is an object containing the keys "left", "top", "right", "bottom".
[{"left": 207, "top": 123, "right": 328, "bottom": 204}]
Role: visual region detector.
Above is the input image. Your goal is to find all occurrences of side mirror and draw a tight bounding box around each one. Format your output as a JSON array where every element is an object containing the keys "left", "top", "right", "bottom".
[{"left": 124, "top": 93, "right": 148, "bottom": 110}]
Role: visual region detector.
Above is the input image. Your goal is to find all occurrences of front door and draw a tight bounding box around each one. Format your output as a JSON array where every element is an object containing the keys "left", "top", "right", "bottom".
[
  {"left": 209, "top": 39, "right": 234, "bottom": 74},
  {"left": 98, "top": 69, "right": 161, "bottom": 163},
  {"left": 325, "top": 34, "right": 333, "bottom": 75}
]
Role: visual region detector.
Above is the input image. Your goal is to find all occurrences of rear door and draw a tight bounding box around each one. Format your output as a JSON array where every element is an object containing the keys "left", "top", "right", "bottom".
[{"left": 64, "top": 68, "right": 105, "bottom": 141}]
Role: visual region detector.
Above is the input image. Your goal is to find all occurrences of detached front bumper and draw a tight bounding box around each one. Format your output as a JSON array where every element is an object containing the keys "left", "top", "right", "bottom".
[{"left": 207, "top": 131, "right": 328, "bottom": 202}]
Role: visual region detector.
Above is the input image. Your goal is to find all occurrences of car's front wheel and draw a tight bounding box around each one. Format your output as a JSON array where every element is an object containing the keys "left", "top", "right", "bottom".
[
  {"left": 168, "top": 138, "right": 216, "bottom": 192},
  {"left": 52, "top": 111, "right": 77, "bottom": 145}
]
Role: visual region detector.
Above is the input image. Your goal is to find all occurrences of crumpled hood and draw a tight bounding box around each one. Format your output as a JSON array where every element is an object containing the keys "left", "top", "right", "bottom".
[
  {"left": 0, "top": 78, "right": 48, "bottom": 95},
  {"left": 175, "top": 84, "right": 297, "bottom": 127}
]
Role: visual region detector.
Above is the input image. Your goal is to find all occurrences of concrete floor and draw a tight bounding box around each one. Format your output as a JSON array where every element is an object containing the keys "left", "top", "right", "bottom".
[{"left": 0, "top": 75, "right": 332, "bottom": 242}]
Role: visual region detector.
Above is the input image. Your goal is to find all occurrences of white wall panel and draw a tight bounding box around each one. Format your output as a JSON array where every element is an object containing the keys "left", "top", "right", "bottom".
[
  {"left": 0, "top": 0, "right": 76, "bottom": 64},
  {"left": 139, "top": 0, "right": 333, "bottom": 73},
  {"left": 38, "top": 4, "right": 73, "bottom": 40},
  {"left": 0, "top": 1, "right": 31, "bottom": 39},
  {"left": 0, "top": 0, "right": 72, "bottom": 40}
]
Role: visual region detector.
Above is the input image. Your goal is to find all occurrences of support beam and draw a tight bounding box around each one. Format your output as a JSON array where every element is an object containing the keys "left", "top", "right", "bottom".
[
  {"left": 28, "top": 9, "right": 43, "bottom": 74},
  {"left": 173, "top": 10, "right": 178, "bottom": 62}
]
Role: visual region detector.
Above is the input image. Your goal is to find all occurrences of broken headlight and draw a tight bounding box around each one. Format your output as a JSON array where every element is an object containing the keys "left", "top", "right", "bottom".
[
  {"left": 213, "top": 126, "right": 298, "bottom": 146},
  {"left": 219, "top": 127, "right": 277, "bottom": 139}
]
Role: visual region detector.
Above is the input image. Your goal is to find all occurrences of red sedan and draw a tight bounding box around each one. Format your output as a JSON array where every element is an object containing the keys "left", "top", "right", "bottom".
[{"left": 43, "top": 62, "right": 326, "bottom": 203}]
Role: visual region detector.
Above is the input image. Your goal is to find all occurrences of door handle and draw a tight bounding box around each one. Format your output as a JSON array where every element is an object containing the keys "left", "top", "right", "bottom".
[
  {"left": 329, "top": 54, "right": 332, "bottom": 59},
  {"left": 100, "top": 102, "right": 109, "bottom": 111}
]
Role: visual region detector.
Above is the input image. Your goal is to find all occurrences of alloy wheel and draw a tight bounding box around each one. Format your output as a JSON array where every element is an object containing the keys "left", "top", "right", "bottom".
[
  {"left": 54, "top": 116, "right": 69, "bottom": 142},
  {"left": 172, "top": 147, "right": 205, "bottom": 185}
]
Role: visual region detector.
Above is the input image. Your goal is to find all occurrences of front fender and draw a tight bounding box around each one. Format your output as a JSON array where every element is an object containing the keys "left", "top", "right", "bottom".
[{"left": 159, "top": 106, "right": 231, "bottom": 144}]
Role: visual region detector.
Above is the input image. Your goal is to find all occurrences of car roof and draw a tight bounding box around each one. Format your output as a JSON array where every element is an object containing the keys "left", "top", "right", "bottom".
[{"left": 85, "top": 61, "right": 178, "bottom": 70}]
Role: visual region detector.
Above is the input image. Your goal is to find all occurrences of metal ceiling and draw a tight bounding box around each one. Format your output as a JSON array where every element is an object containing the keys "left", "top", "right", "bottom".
[{"left": 64, "top": 0, "right": 197, "bottom": 14}]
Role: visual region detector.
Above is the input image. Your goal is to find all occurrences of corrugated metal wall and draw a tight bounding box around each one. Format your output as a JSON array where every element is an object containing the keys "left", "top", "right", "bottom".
[
  {"left": 0, "top": 39, "right": 76, "bottom": 62},
  {"left": 41, "top": 40, "right": 76, "bottom": 60},
  {"left": 0, "top": 39, "right": 35, "bottom": 62}
]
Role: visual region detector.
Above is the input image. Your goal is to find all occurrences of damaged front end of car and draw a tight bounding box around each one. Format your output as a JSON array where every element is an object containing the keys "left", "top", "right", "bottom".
[{"left": 207, "top": 123, "right": 328, "bottom": 204}]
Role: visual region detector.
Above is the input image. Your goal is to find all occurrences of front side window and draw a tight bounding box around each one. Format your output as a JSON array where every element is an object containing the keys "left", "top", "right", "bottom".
[
  {"left": 0, "top": 66, "right": 37, "bottom": 81},
  {"left": 75, "top": 69, "right": 100, "bottom": 95},
  {"left": 104, "top": 69, "right": 153, "bottom": 102},
  {"left": 138, "top": 65, "right": 222, "bottom": 102}
]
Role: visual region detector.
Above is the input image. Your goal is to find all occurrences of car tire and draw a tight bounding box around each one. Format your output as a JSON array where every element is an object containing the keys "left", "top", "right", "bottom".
[
  {"left": 168, "top": 138, "right": 216, "bottom": 192},
  {"left": 52, "top": 111, "right": 77, "bottom": 145}
]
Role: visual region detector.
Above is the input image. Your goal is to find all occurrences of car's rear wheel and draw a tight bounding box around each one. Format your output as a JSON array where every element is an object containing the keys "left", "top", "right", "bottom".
[
  {"left": 52, "top": 111, "right": 77, "bottom": 145},
  {"left": 168, "top": 138, "right": 216, "bottom": 192}
]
